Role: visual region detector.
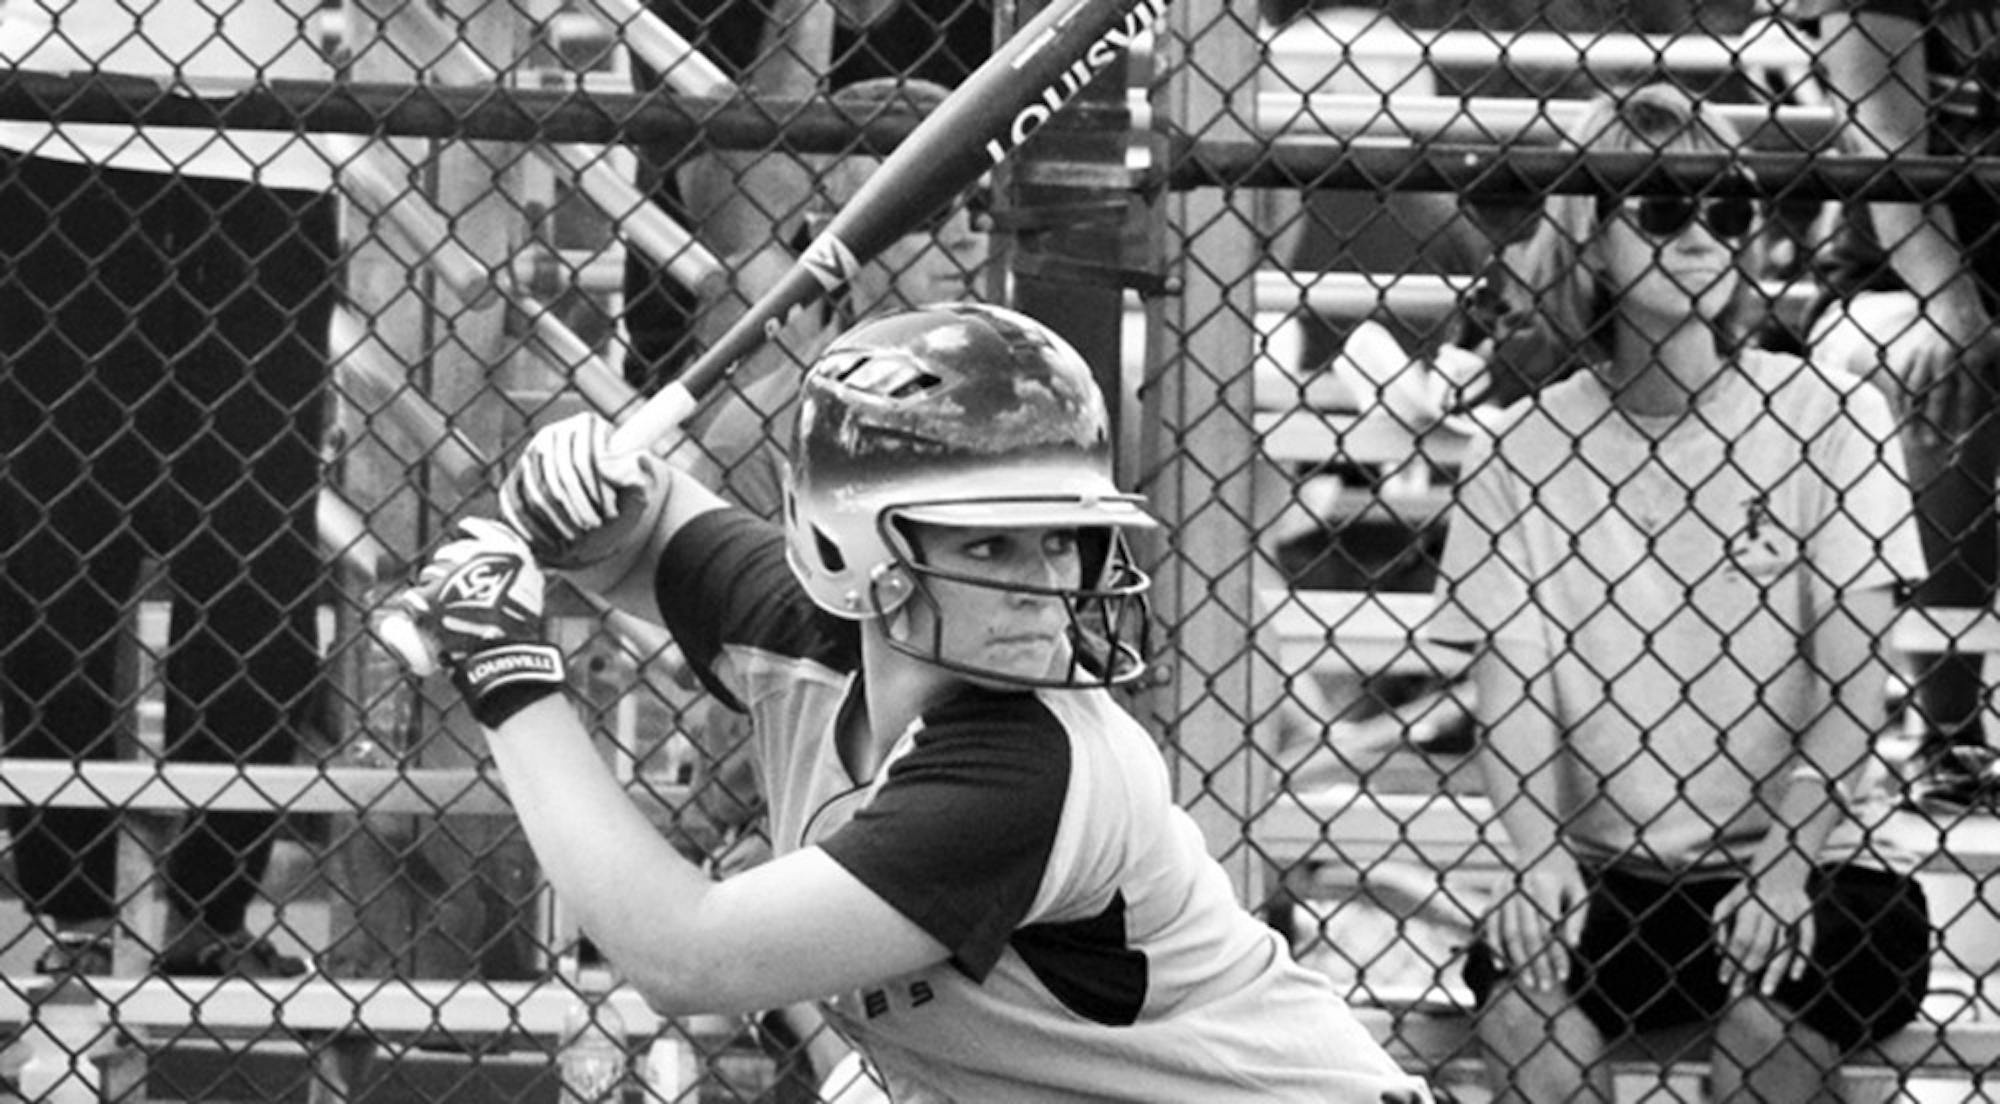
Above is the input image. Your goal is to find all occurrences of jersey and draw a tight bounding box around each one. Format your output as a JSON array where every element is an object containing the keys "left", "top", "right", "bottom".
[
  {"left": 1427, "top": 350, "right": 1924, "bottom": 877},
  {"left": 0, "top": 0, "right": 332, "bottom": 188},
  {"left": 655, "top": 509, "right": 1432, "bottom": 1104}
]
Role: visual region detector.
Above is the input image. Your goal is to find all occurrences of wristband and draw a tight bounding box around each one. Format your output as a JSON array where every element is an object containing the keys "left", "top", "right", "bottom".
[{"left": 455, "top": 642, "right": 567, "bottom": 728}]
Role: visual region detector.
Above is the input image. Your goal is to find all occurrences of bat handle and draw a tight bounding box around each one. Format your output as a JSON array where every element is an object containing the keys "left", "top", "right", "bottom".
[
  {"left": 373, "top": 592, "right": 440, "bottom": 678},
  {"left": 374, "top": 382, "right": 700, "bottom": 678},
  {"left": 608, "top": 380, "right": 698, "bottom": 457}
]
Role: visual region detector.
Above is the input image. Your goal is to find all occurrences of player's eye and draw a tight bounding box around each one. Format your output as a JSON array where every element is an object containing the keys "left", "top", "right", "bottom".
[{"left": 957, "top": 535, "right": 1006, "bottom": 562}]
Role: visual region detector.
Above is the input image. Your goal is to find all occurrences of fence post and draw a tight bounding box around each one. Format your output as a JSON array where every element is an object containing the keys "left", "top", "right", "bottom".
[{"left": 1139, "top": 0, "right": 1274, "bottom": 906}]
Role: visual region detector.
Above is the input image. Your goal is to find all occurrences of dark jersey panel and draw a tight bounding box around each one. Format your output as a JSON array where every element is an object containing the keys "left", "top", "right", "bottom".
[
  {"left": 821, "top": 689, "right": 1072, "bottom": 981},
  {"left": 655, "top": 508, "right": 860, "bottom": 710},
  {"left": 1012, "top": 890, "right": 1149, "bottom": 1026}
]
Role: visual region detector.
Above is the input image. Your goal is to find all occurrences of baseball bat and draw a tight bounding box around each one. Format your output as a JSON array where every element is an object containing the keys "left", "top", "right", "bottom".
[
  {"left": 378, "top": 0, "right": 1170, "bottom": 673},
  {"left": 609, "top": 0, "right": 1171, "bottom": 455}
]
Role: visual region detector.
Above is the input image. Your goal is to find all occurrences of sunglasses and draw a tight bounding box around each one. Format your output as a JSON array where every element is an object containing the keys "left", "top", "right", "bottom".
[{"left": 1596, "top": 193, "right": 1756, "bottom": 244}]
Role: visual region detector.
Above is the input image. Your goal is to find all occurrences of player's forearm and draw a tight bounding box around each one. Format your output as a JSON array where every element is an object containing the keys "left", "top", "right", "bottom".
[{"left": 484, "top": 695, "right": 723, "bottom": 997}]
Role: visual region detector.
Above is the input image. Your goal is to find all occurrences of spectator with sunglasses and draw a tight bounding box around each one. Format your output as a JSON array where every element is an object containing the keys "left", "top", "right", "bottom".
[
  {"left": 1428, "top": 84, "right": 1933, "bottom": 1104},
  {"left": 1790, "top": 0, "right": 2000, "bottom": 813},
  {"left": 1441, "top": 179, "right": 1761, "bottom": 413}
]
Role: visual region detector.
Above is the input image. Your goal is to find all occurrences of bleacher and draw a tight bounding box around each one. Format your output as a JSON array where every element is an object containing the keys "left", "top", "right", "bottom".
[{"left": 0, "top": 591, "right": 713, "bottom": 1101}]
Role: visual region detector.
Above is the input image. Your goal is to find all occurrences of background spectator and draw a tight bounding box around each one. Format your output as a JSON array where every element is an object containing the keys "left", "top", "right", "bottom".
[{"left": 1428, "top": 84, "right": 1932, "bottom": 1103}]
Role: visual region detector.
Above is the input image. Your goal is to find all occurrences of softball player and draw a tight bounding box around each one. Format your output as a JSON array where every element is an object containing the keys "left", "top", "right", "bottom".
[{"left": 415, "top": 304, "right": 1431, "bottom": 1102}]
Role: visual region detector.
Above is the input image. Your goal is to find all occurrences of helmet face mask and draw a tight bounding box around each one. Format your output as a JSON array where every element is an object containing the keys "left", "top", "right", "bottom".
[
  {"left": 870, "top": 507, "right": 1154, "bottom": 690},
  {"left": 784, "top": 304, "right": 1157, "bottom": 690}
]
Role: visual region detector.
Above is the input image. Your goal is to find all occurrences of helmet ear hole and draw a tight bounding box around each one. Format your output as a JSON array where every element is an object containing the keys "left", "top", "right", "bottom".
[{"left": 813, "top": 527, "right": 846, "bottom": 573}]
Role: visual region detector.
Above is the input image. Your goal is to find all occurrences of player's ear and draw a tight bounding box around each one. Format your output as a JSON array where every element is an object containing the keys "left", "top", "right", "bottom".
[{"left": 871, "top": 565, "right": 916, "bottom": 618}]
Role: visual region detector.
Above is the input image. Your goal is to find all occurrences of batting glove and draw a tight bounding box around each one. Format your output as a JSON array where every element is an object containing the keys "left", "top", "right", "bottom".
[
  {"left": 500, "top": 413, "right": 662, "bottom": 570},
  {"left": 415, "top": 518, "right": 567, "bottom": 728}
]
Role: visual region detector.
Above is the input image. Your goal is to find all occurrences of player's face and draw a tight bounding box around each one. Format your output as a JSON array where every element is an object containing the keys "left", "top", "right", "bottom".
[{"left": 901, "top": 523, "right": 1083, "bottom": 685}]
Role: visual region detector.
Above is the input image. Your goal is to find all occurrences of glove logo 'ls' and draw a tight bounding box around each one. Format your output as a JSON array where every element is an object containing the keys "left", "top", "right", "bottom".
[
  {"left": 421, "top": 523, "right": 567, "bottom": 728},
  {"left": 437, "top": 552, "right": 547, "bottom": 645},
  {"left": 443, "top": 558, "right": 515, "bottom": 611}
]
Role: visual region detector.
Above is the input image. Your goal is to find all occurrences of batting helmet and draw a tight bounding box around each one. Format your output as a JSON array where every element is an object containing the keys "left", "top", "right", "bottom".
[{"left": 784, "top": 303, "right": 1155, "bottom": 687}]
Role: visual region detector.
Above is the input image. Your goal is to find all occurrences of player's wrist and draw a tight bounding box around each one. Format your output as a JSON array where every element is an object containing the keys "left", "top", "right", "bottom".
[
  {"left": 454, "top": 642, "right": 569, "bottom": 728},
  {"left": 550, "top": 456, "right": 673, "bottom": 578}
]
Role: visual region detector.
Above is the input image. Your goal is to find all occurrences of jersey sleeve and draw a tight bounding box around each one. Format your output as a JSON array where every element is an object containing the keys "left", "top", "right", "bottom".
[
  {"left": 818, "top": 691, "right": 1071, "bottom": 982},
  {"left": 654, "top": 508, "right": 858, "bottom": 711}
]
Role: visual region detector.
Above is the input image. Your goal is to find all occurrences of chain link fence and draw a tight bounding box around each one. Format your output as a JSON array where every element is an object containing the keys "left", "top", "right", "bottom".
[{"left": 0, "top": 0, "right": 1994, "bottom": 1100}]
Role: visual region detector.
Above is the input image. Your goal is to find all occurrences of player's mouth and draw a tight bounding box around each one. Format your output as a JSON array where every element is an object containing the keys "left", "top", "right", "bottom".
[{"left": 988, "top": 627, "right": 1063, "bottom": 652}]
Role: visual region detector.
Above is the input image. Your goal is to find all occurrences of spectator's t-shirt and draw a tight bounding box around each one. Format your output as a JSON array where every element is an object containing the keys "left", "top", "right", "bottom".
[
  {"left": 0, "top": 0, "right": 332, "bottom": 188},
  {"left": 1428, "top": 349, "right": 1923, "bottom": 876},
  {"left": 654, "top": 508, "right": 1433, "bottom": 1104}
]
